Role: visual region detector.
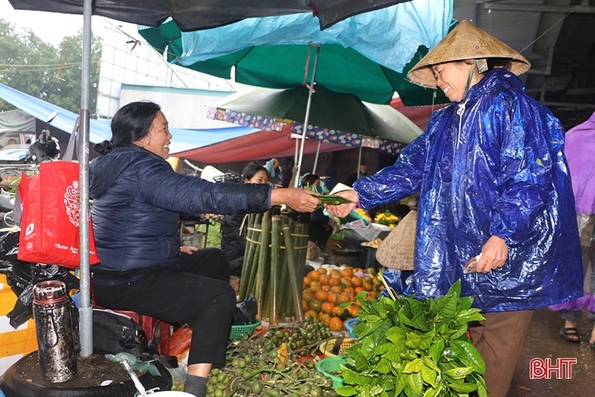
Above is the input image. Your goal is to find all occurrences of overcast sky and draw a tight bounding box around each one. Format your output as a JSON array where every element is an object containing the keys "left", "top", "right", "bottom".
[{"left": 1, "top": 0, "right": 138, "bottom": 46}]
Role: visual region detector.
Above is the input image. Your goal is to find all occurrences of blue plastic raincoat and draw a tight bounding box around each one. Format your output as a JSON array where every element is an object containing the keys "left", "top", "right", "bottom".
[{"left": 355, "top": 69, "right": 583, "bottom": 312}]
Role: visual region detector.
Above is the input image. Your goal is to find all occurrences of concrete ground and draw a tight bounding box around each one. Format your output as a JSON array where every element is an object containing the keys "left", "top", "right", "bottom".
[{"left": 507, "top": 308, "right": 595, "bottom": 396}]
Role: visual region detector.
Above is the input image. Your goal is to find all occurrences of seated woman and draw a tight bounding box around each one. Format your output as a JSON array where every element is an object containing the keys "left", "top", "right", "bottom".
[
  {"left": 89, "top": 101, "right": 319, "bottom": 397},
  {"left": 221, "top": 162, "right": 269, "bottom": 278}
]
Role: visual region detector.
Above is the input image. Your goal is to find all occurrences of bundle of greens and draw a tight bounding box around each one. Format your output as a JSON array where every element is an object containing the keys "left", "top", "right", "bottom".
[{"left": 337, "top": 280, "right": 487, "bottom": 397}]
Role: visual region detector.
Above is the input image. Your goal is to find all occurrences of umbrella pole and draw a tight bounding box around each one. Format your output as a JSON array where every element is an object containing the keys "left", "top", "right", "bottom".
[
  {"left": 312, "top": 140, "right": 322, "bottom": 174},
  {"left": 294, "top": 45, "right": 320, "bottom": 187},
  {"left": 357, "top": 145, "right": 362, "bottom": 180},
  {"left": 78, "top": 0, "right": 93, "bottom": 357}
]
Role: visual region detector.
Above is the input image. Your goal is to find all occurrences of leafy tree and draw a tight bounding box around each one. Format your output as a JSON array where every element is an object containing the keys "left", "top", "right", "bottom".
[{"left": 0, "top": 18, "right": 101, "bottom": 115}]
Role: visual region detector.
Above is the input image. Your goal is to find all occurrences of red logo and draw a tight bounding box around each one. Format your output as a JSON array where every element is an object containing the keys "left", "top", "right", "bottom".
[{"left": 529, "top": 358, "right": 577, "bottom": 379}]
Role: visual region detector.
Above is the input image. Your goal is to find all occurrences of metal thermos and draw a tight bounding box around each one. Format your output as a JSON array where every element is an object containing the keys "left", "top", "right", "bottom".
[{"left": 32, "top": 280, "right": 77, "bottom": 383}]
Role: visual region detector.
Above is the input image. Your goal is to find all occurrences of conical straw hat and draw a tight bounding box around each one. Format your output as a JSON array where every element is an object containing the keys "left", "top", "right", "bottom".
[
  {"left": 408, "top": 20, "right": 530, "bottom": 89},
  {"left": 375, "top": 210, "right": 417, "bottom": 271}
]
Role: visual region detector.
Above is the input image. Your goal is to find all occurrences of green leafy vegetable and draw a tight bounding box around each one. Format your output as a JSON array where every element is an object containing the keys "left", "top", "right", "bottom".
[{"left": 340, "top": 279, "right": 488, "bottom": 396}]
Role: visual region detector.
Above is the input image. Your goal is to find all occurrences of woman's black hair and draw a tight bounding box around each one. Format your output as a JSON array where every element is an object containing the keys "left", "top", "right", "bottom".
[
  {"left": 94, "top": 101, "right": 161, "bottom": 155},
  {"left": 300, "top": 173, "right": 320, "bottom": 187},
  {"left": 242, "top": 162, "right": 268, "bottom": 182}
]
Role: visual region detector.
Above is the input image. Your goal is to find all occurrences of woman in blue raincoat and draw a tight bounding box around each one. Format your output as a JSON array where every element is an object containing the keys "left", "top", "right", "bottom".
[{"left": 327, "top": 21, "right": 583, "bottom": 397}]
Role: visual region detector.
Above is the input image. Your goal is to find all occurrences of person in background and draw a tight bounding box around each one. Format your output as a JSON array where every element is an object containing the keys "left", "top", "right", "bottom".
[
  {"left": 301, "top": 173, "right": 332, "bottom": 251},
  {"left": 324, "top": 167, "right": 339, "bottom": 191},
  {"left": 221, "top": 162, "right": 270, "bottom": 282},
  {"left": 281, "top": 157, "right": 295, "bottom": 188},
  {"left": 325, "top": 21, "right": 583, "bottom": 397},
  {"left": 344, "top": 164, "right": 368, "bottom": 187},
  {"left": 549, "top": 111, "right": 595, "bottom": 348},
  {"left": 89, "top": 101, "right": 319, "bottom": 397}
]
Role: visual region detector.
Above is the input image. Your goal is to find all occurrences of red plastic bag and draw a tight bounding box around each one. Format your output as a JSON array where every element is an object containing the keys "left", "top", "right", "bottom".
[{"left": 17, "top": 161, "right": 100, "bottom": 268}]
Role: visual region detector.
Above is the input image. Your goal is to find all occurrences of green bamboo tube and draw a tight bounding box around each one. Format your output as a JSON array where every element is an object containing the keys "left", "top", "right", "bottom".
[
  {"left": 238, "top": 213, "right": 256, "bottom": 299},
  {"left": 283, "top": 225, "right": 304, "bottom": 322},
  {"left": 254, "top": 210, "right": 271, "bottom": 319},
  {"left": 269, "top": 215, "right": 282, "bottom": 326},
  {"left": 280, "top": 253, "right": 294, "bottom": 318},
  {"left": 239, "top": 213, "right": 262, "bottom": 299}
]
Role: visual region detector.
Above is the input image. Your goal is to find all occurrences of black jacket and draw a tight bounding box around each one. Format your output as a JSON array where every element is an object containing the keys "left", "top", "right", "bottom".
[{"left": 89, "top": 145, "right": 270, "bottom": 273}]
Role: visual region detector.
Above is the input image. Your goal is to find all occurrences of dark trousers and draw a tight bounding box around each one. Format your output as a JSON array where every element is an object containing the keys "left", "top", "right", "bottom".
[
  {"left": 93, "top": 248, "right": 236, "bottom": 367},
  {"left": 469, "top": 310, "right": 534, "bottom": 397}
]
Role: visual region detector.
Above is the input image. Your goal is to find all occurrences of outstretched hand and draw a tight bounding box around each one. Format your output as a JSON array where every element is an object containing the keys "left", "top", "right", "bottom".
[
  {"left": 270, "top": 188, "right": 320, "bottom": 212},
  {"left": 324, "top": 189, "right": 359, "bottom": 218}
]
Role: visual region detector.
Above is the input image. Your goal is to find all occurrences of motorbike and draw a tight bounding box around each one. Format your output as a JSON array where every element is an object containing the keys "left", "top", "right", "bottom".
[{"left": 0, "top": 110, "right": 60, "bottom": 228}]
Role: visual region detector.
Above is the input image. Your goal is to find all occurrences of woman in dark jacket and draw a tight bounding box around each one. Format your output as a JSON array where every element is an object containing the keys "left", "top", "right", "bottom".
[
  {"left": 221, "top": 162, "right": 269, "bottom": 277},
  {"left": 89, "top": 102, "right": 318, "bottom": 397}
]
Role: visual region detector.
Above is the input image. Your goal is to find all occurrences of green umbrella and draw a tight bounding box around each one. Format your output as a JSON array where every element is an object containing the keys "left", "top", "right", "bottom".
[
  {"left": 206, "top": 84, "right": 423, "bottom": 174},
  {"left": 138, "top": 18, "right": 451, "bottom": 107}
]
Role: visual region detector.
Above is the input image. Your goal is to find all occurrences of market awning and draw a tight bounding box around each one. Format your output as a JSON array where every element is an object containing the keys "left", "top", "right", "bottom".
[
  {"left": 175, "top": 126, "right": 347, "bottom": 163},
  {"left": 0, "top": 84, "right": 258, "bottom": 154}
]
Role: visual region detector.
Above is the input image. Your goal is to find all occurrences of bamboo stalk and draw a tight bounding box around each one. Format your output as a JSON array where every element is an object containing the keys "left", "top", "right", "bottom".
[
  {"left": 254, "top": 210, "right": 271, "bottom": 319},
  {"left": 238, "top": 213, "right": 256, "bottom": 299},
  {"left": 269, "top": 215, "right": 282, "bottom": 326},
  {"left": 283, "top": 225, "right": 304, "bottom": 322},
  {"left": 239, "top": 213, "right": 262, "bottom": 299}
]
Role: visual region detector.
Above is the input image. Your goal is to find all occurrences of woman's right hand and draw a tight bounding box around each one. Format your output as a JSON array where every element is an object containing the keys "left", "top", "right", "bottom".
[
  {"left": 270, "top": 188, "right": 320, "bottom": 212},
  {"left": 324, "top": 189, "right": 359, "bottom": 218}
]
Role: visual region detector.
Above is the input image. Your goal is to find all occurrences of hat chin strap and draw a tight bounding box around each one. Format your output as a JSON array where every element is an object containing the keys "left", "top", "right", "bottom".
[{"left": 463, "top": 67, "right": 476, "bottom": 98}]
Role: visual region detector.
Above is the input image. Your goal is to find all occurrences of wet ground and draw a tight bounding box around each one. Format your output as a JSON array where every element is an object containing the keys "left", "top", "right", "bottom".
[{"left": 508, "top": 308, "right": 595, "bottom": 396}]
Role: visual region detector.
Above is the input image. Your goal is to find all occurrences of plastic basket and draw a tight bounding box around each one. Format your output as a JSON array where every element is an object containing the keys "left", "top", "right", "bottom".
[
  {"left": 229, "top": 320, "right": 261, "bottom": 341},
  {"left": 319, "top": 337, "right": 357, "bottom": 357},
  {"left": 344, "top": 318, "right": 360, "bottom": 338},
  {"left": 316, "top": 356, "right": 346, "bottom": 388}
]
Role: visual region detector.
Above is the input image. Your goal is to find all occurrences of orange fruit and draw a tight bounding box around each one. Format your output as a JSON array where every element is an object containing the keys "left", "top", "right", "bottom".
[
  {"left": 329, "top": 317, "right": 343, "bottom": 332},
  {"left": 304, "top": 310, "right": 317, "bottom": 321},
  {"left": 309, "top": 270, "right": 322, "bottom": 281},
  {"left": 310, "top": 280, "right": 321, "bottom": 291},
  {"left": 319, "top": 274, "right": 331, "bottom": 285},
  {"left": 347, "top": 304, "right": 360, "bottom": 318},
  {"left": 303, "top": 276, "right": 312, "bottom": 287},
  {"left": 321, "top": 301, "right": 335, "bottom": 314},
  {"left": 363, "top": 281, "right": 373, "bottom": 291},
  {"left": 302, "top": 299, "right": 309, "bottom": 311},
  {"left": 329, "top": 277, "right": 342, "bottom": 287},
  {"left": 315, "top": 289, "right": 329, "bottom": 302},
  {"left": 329, "top": 269, "right": 342, "bottom": 279},
  {"left": 327, "top": 292, "right": 338, "bottom": 304},
  {"left": 341, "top": 277, "right": 353, "bottom": 288},
  {"left": 302, "top": 289, "right": 314, "bottom": 301},
  {"left": 340, "top": 267, "right": 353, "bottom": 278},
  {"left": 321, "top": 284, "right": 331, "bottom": 292},
  {"left": 351, "top": 276, "right": 363, "bottom": 288},
  {"left": 308, "top": 299, "right": 323, "bottom": 312},
  {"left": 344, "top": 287, "right": 356, "bottom": 295},
  {"left": 332, "top": 306, "right": 347, "bottom": 318},
  {"left": 318, "top": 312, "right": 331, "bottom": 327},
  {"left": 354, "top": 287, "right": 364, "bottom": 294},
  {"left": 330, "top": 285, "right": 344, "bottom": 294},
  {"left": 336, "top": 293, "right": 352, "bottom": 305},
  {"left": 318, "top": 267, "right": 328, "bottom": 275}
]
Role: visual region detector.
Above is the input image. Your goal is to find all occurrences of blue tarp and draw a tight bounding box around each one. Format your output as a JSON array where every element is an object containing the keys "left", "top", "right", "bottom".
[
  {"left": 179, "top": 0, "right": 453, "bottom": 73},
  {"left": 0, "top": 84, "right": 258, "bottom": 154}
]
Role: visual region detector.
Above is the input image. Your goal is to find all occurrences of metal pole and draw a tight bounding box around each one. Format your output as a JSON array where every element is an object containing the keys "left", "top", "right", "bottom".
[
  {"left": 356, "top": 146, "right": 362, "bottom": 179},
  {"left": 78, "top": 0, "right": 93, "bottom": 357},
  {"left": 294, "top": 45, "right": 320, "bottom": 187},
  {"left": 312, "top": 140, "right": 322, "bottom": 174}
]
